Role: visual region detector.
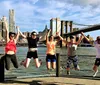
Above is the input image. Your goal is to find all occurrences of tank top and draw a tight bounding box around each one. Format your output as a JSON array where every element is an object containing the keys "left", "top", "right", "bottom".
[
  {"left": 27, "top": 37, "right": 39, "bottom": 48},
  {"left": 94, "top": 41, "right": 100, "bottom": 58},
  {"left": 46, "top": 41, "right": 56, "bottom": 55},
  {"left": 5, "top": 40, "right": 16, "bottom": 53},
  {"left": 67, "top": 43, "right": 77, "bottom": 56}
]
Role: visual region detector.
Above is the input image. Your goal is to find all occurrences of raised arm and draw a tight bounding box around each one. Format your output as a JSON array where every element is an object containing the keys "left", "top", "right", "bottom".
[
  {"left": 76, "top": 32, "right": 84, "bottom": 45},
  {"left": 81, "top": 32, "right": 90, "bottom": 42},
  {"left": 56, "top": 32, "right": 63, "bottom": 40},
  {"left": 14, "top": 26, "right": 20, "bottom": 43},
  {"left": 5, "top": 22, "right": 9, "bottom": 43},
  {"left": 46, "top": 29, "right": 51, "bottom": 43},
  {"left": 56, "top": 32, "right": 68, "bottom": 44},
  {"left": 19, "top": 30, "right": 27, "bottom": 38}
]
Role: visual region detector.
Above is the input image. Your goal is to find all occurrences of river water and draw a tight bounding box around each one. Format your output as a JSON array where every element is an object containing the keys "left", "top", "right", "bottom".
[{"left": 0, "top": 46, "right": 100, "bottom": 79}]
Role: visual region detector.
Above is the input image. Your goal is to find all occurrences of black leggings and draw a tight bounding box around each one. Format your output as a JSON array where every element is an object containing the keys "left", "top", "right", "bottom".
[{"left": 4, "top": 54, "right": 18, "bottom": 70}]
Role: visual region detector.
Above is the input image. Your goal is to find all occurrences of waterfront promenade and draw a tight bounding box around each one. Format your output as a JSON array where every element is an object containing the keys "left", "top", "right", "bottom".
[
  {"left": 0, "top": 76, "right": 100, "bottom": 85},
  {"left": 0, "top": 46, "right": 100, "bottom": 85}
]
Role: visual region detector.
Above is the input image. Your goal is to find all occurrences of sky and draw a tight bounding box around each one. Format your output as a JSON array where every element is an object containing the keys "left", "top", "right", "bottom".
[{"left": 0, "top": 0, "right": 100, "bottom": 39}]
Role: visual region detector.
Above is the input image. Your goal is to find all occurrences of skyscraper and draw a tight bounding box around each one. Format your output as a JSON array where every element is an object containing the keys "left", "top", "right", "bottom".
[{"left": 9, "top": 9, "right": 15, "bottom": 32}]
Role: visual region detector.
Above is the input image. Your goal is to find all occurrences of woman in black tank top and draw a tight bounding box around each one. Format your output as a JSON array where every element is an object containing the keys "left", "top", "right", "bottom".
[{"left": 19, "top": 31, "right": 42, "bottom": 68}]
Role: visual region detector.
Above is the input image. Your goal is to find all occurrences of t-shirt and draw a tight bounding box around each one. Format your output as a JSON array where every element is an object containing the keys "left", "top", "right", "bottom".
[
  {"left": 27, "top": 37, "right": 39, "bottom": 48},
  {"left": 94, "top": 41, "right": 100, "bottom": 58}
]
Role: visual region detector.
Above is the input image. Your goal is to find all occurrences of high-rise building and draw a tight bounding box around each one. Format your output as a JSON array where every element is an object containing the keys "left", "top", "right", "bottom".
[
  {"left": 0, "top": 16, "right": 8, "bottom": 41},
  {"left": 9, "top": 9, "right": 15, "bottom": 32},
  {"left": 0, "top": 20, "right": 3, "bottom": 40}
]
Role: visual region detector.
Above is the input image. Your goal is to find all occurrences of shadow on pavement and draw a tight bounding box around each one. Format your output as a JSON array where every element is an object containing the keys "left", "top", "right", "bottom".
[{"left": 0, "top": 79, "right": 58, "bottom": 85}]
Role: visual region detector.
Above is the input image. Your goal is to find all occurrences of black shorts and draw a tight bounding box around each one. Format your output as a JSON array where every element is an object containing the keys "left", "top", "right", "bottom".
[
  {"left": 27, "top": 51, "right": 38, "bottom": 59},
  {"left": 94, "top": 58, "right": 100, "bottom": 66},
  {"left": 46, "top": 54, "right": 56, "bottom": 62}
]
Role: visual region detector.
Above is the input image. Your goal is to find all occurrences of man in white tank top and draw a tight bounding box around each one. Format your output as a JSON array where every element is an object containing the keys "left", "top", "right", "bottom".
[
  {"left": 82, "top": 35, "right": 100, "bottom": 77},
  {"left": 93, "top": 36, "right": 100, "bottom": 77}
]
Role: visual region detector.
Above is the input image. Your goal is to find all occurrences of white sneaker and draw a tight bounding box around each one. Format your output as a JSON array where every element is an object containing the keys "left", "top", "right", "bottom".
[
  {"left": 75, "top": 65, "right": 80, "bottom": 70},
  {"left": 93, "top": 70, "right": 98, "bottom": 77},
  {"left": 77, "top": 65, "right": 80, "bottom": 70}
]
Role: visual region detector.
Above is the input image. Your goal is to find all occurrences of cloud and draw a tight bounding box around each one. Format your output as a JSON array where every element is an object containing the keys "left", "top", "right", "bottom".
[
  {"left": 29, "top": 0, "right": 39, "bottom": 4},
  {"left": 0, "top": 0, "right": 100, "bottom": 39},
  {"left": 54, "top": 0, "right": 100, "bottom": 6}
]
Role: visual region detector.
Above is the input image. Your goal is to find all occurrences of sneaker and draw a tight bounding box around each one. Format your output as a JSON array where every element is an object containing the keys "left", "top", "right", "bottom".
[
  {"left": 67, "top": 71, "right": 70, "bottom": 75},
  {"left": 93, "top": 70, "right": 98, "bottom": 77},
  {"left": 76, "top": 65, "right": 80, "bottom": 70}
]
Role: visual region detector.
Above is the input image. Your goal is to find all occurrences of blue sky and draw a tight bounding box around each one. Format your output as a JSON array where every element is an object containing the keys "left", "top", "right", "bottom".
[{"left": 0, "top": 0, "right": 100, "bottom": 39}]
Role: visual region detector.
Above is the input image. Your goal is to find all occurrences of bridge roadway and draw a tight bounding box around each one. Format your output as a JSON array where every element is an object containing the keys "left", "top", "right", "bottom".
[{"left": 63, "top": 24, "right": 100, "bottom": 36}]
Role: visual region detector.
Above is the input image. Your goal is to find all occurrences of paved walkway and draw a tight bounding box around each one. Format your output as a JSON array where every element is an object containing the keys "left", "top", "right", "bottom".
[{"left": 0, "top": 76, "right": 100, "bottom": 85}]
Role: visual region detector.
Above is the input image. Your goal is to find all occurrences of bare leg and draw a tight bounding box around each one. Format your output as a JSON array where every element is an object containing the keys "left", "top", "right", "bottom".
[
  {"left": 51, "top": 62, "right": 56, "bottom": 69},
  {"left": 21, "top": 58, "right": 31, "bottom": 68},
  {"left": 66, "top": 68, "right": 70, "bottom": 75},
  {"left": 93, "top": 65, "right": 98, "bottom": 77},
  {"left": 46, "top": 62, "right": 51, "bottom": 70},
  {"left": 34, "top": 58, "right": 41, "bottom": 68}
]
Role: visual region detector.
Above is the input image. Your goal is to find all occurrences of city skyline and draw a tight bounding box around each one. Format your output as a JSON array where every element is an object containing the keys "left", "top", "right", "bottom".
[{"left": 0, "top": 0, "right": 100, "bottom": 39}]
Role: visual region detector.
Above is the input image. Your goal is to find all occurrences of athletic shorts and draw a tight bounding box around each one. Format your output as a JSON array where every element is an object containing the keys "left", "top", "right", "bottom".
[
  {"left": 67, "top": 55, "right": 78, "bottom": 69},
  {"left": 27, "top": 51, "right": 38, "bottom": 59},
  {"left": 94, "top": 58, "right": 100, "bottom": 66},
  {"left": 46, "top": 54, "right": 56, "bottom": 62}
]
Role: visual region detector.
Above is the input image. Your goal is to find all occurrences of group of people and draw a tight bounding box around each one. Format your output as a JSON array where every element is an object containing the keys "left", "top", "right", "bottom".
[{"left": 2, "top": 20, "right": 100, "bottom": 77}]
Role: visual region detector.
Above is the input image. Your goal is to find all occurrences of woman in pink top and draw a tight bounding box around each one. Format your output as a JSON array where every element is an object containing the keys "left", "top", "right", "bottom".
[
  {"left": 46, "top": 29, "right": 63, "bottom": 70},
  {"left": 4, "top": 21, "right": 20, "bottom": 70}
]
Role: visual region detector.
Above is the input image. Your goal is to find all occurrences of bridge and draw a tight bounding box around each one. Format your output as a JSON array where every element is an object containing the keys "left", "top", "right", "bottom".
[{"left": 40, "top": 18, "right": 100, "bottom": 43}]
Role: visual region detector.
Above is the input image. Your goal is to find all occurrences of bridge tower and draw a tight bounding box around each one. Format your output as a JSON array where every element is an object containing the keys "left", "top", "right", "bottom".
[
  {"left": 61, "top": 21, "right": 73, "bottom": 36},
  {"left": 50, "top": 18, "right": 73, "bottom": 47},
  {"left": 50, "top": 18, "right": 61, "bottom": 36},
  {"left": 60, "top": 21, "right": 73, "bottom": 47},
  {"left": 50, "top": 18, "right": 73, "bottom": 35}
]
